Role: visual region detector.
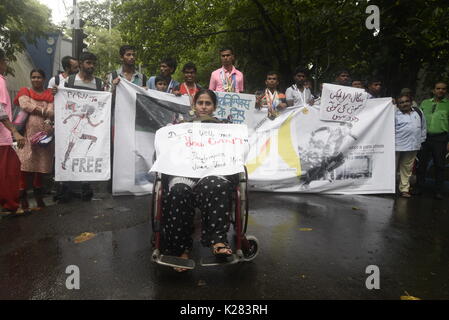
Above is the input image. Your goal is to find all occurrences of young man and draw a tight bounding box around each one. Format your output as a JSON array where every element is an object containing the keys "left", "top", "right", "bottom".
[
  {"left": 334, "top": 70, "right": 351, "bottom": 86},
  {"left": 255, "top": 71, "right": 287, "bottom": 119},
  {"left": 173, "top": 62, "right": 201, "bottom": 103},
  {"left": 366, "top": 78, "right": 382, "bottom": 98},
  {"left": 107, "top": 45, "right": 147, "bottom": 90},
  {"left": 285, "top": 67, "right": 314, "bottom": 108},
  {"left": 49, "top": 56, "right": 79, "bottom": 92},
  {"left": 413, "top": 81, "right": 449, "bottom": 199},
  {"left": 0, "top": 49, "right": 25, "bottom": 213},
  {"left": 209, "top": 47, "right": 244, "bottom": 93},
  {"left": 54, "top": 52, "right": 105, "bottom": 203},
  {"left": 147, "top": 57, "right": 179, "bottom": 93}
]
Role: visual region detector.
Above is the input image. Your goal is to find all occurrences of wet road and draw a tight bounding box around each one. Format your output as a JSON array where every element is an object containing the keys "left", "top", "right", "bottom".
[{"left": 0, "top": 191, "right": 448, "bottom": 300}]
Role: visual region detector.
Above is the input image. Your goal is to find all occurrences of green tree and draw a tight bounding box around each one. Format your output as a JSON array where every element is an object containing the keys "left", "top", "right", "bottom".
[
  {"left": 0, "top": 0, "right": 54, "bottom": 60},
  {"left": 114, "top": 0, "right": 449, "bottom": 95}
]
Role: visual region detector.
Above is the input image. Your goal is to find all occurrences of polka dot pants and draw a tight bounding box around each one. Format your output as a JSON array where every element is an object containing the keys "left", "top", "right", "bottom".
[{"left": 161, "top": 176, "right": 234, "bottom": 256}]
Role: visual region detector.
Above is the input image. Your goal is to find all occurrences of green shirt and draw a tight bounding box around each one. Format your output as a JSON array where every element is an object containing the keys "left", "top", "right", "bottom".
[{"left": 419, "top": 97, "right": 449, "bottom": 134}]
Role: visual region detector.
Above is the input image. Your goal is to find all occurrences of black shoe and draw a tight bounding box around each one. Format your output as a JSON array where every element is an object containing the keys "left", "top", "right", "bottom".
[
  {"left": 411, "top": 188, "right": 422, "bottom": 195},
  {"left": 434, "top": 193, "right": 443, "bottom": 200}
]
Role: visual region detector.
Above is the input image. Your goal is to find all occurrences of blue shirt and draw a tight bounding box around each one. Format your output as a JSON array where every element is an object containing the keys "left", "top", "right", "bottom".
[{"left": 395, "top": 108, "right": 427, "bottom": 151}]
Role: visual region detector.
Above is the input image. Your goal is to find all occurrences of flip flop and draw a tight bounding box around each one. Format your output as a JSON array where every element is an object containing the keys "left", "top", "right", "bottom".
[{"left": 212, "top": 243, "right": 233, "bottom": 258}]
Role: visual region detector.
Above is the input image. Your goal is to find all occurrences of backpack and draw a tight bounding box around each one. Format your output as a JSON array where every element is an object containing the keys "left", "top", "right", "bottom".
[
  {"left": 65, "top": 74, "right": 103, "bottom": 91},
  {"left": 412, "top": 106, "right": 424, "bottom": 127}
]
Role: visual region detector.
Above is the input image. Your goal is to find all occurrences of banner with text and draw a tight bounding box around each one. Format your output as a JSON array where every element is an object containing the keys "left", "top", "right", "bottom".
[
  {"left": 55, "top": 88, "right": 111, "bottom": 181},
  {"left": 113, "top": 79, "right": 395, "bottom": 195}
]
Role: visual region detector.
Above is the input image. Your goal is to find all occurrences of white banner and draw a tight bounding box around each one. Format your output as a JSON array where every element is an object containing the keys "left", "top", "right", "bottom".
[
  {"left": 55, "top": 88, "right": 111, "bottom": 181},
  {"left": 247, "top": 98, "right": 395, "bottom": 194},
  {"left": 113, "top": 79, "right": 395, "bottom": 195},
  {"left": 320, "top": 83, "right": 368, "bottom": 122},
  {"left": 151, "top": 123, "right": 248, "bottom": 178}
]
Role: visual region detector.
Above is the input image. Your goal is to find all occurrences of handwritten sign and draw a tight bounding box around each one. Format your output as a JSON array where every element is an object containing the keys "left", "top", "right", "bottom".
[
  {"left": 214, "top": 92, "right": 255, "bottom": 124},
  {"left": 319, "top": 83, "right": 368, "bottom": 122},
  {"left": 150, "top": 123, "right": 249, "bottom": 178}
]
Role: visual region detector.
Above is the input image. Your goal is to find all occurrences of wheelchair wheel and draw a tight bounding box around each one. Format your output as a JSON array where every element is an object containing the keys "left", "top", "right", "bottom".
[{"left": 242, "top": 235, "right": 259, "bottom": 261}]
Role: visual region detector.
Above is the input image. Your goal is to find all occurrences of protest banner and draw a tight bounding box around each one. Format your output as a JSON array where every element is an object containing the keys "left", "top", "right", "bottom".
[
  {"left": 113, "top": 79, "right": 395, "bottom": 195},
  {"left": 247, "top": 98, "right": 395, "bottom": 194},
  {"left": 113, "top": 80, "right": 262, "bottom": 195},
  {"left": 150, "top": 123, "right": 248, "bottom": 178},
  {"left": 319, "top": 83, "right": 368, "bottom": 122},
  {"left": 54, "top": 88, "right": 111, "bottom": 181}
]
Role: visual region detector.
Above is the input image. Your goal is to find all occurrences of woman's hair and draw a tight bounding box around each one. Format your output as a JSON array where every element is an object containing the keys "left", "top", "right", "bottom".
[
  {"left": 30, "top": 68, "right": 46, "bottom": 78},
  {"left": 193, "top": 89, "right": 217, "bottom": 108}
]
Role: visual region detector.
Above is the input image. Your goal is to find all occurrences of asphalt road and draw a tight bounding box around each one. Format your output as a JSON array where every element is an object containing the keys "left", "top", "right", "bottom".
[{"left": 0, "top": 190, "right": 448, "bottom": 300}]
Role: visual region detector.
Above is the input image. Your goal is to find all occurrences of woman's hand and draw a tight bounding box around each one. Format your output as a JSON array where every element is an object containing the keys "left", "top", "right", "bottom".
[{"left": 13, "top": 132, "right": 25, "bottom": 149}]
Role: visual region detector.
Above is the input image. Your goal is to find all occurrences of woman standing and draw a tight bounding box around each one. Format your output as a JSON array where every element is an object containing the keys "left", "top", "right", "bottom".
[{"left": 14, "top": 69, "right": 54, "bottom": 211}]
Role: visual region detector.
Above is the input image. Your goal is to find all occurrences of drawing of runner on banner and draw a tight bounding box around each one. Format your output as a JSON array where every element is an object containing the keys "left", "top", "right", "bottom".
[
  {"left": 61, "top": 104, "right": 104, "bottom": 170},
  {"left": 55, "top": 88, "right": 111, "bottom": 182},
  {"left": 319, "top": 83, "right": 368, "bottom": 122}
]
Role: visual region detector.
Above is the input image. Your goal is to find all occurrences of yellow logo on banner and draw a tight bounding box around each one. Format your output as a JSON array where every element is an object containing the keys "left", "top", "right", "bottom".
[{"left": 247, "top": 113, "right": 301, "bottom": 176}]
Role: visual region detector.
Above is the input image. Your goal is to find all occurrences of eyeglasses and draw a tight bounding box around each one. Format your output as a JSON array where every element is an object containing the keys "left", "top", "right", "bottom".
[{"left": 398, "top": 100, "right": 410, "bottom": 105}]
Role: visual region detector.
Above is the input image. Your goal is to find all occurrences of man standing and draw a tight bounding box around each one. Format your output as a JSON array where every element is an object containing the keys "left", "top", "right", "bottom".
[
  {"left": 366, "top": 78, "right": 382, "bottom": 98},
  {"left": 255, "top": 71, "right": 287, "bottom": 120},
  {"left": 54, "top": 52, "right": 105, "bottom": 202},
  {"left": 147, "top": 57, "right": 179, "bottom": 93},
  {"left": 173, "top": 62, "right": 201, "bottom": 104},
  {"left": 49, "top": 56, "right": 79, "bottom": 91},
  {"left": 285, "top": 67, "right": 314, "bottom": 108},
  {"left": 334, "top": 70, "right": 351, "bottom": 86},
  {"left": 209, "top": 47, "right": 244, "bottom": 93},
  {"left": 0, "top": 49, "right": 25, "bottom": 213},
  {"left": 413, "top": 81, "right": 449, "bottom": 199},
  {"left": 107, "top": 45, "right": 147, "bottom": 89}
]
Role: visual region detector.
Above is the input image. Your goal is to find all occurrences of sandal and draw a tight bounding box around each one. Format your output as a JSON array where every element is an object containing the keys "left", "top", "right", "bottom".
[
  {"left": 173, "top": 252, "right": 190, "bottom": 273},
  {"left": 212, "top": 243, "right": 233, "bottom": 258}
]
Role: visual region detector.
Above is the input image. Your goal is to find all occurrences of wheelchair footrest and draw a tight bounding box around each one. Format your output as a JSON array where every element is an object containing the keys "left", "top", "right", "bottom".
[
  {"left": 157, "top": 254, "right": 196, "bottom": 269},
  {"left": 199, "top": 254, "right": 239, "bottom": 267}
]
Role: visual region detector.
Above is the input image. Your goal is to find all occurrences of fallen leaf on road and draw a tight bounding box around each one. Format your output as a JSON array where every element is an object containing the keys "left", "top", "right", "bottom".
[
  {"left": 352, "top": 207, "right": 359, "bottom": 210},
  {"left": 74, "top": 232, "right": 96, "bottom": 244},
  {"left": 400, "top": 291, "right": 421, "bottom": 300},
  {"left": 197, "top": 280, "right": 207, "bottom": 287},
  {"left": 299, "top": 228, "right": 313, "bottom": 231}
]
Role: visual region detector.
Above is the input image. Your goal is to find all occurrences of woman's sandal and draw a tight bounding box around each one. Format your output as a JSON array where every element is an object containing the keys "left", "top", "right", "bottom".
[{"left": 212, "top": 243, "right": 233, "bottom": 258}]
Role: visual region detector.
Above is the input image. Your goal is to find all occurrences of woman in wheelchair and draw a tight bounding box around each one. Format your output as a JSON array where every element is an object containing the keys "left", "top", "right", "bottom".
[{"left": 162, "top": 89, "right": 237, "bottom": 272}]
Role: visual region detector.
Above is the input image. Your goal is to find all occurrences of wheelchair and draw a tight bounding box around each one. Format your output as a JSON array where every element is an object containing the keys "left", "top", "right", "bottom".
[{"left": 150, "top": 167, "right": 259, "bottom": 270}]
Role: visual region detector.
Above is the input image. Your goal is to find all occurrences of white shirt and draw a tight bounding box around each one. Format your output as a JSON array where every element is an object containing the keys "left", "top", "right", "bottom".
[
  {"left": 285, "top": 85, "right": 313, "bottom": 107},
  {"left": 48, "top": 73, "right": 67, "bottom": 88}
]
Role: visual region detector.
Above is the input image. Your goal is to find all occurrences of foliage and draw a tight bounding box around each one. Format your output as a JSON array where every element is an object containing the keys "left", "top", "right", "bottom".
[
  {"left": 0, "top": 0, "right": 54, "bottom": 60},
  {"left": 113, "top": 0, "right": 449, "bottom": 96},
  {"left": 85, "top": 26, "right": 122, "bottom": 79}
]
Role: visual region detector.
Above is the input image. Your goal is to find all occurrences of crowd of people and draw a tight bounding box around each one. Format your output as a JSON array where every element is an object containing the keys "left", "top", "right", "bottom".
[{"left": 1, "top": 45, "right": 448, "bottom": 269}]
